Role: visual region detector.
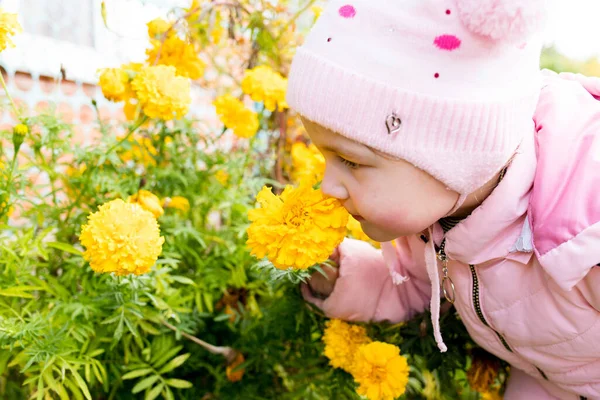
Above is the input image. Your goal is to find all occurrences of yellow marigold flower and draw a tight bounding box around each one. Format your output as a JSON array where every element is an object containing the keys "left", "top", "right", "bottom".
[
  {"left": 186, "top": 0, "right": 203, "bottom": 22},
  {"left": 311, "top": 5, "right": 323, "bottom": 20},
  {"left": 147, "top": 17, "right": 171, "bottom": 39},
  {"left": 352, "top": 342, "right": 410, "bottom": 400},
  {"left": 213, "top": 94, "right": 259, "bottom": 138},
  {"left": 98, "top": 67, "right": 130, "bottom": 102},
  {"left": 215, "top": 170, "right": 229, "bottom": 186},
  {"left": 211, "top": 11, "right": 224, "bottom": 44},
  {"left": 246, "top": 185, "right": 348, "bottom": 270},
  {"left": 323, "top": 319, "right": 371, "bottom": 373},
  {"left": 241, "top": 65, "right": 288, "bottom": 112},
  {"left": 128, "top": 190, "right": 164, "bottom": 218},
  {"left": 146, "top": 35, "right": 205, "bottom": 79},
  {"left": 122, "top": 61, "right": 144, "bottom": 74},
  {"left": 12, "top": 123, "right": 27, "bottom": 150},
  {"left": 13, "top": 123, "right": 28, "bottom": 136},
  {"left": 163, "top": 196, "right": 190, "bottom": 213},
  {"left": 467, "top": 350, "right": 501, "bottom": 393},
  {"left": 0, "top": 9, "right": 22, "bottom": 52},
  {"left": 131, "top": 65, "right": 191, "bottom": 120},
  {"left": 291, "top": 142, "right": 325, "bottom": 185},
  {"left": 226, "top": 352, "right": 245, "bottom": 382},
  {"left": 79, "top": 199, "right": 165, "bottom": 276},
  {"left": 347, "top": 215, "right": 380, "bottom": 249}
]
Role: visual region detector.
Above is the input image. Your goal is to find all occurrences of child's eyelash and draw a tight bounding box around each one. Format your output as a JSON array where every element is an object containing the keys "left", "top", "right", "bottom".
[{"left": 338, "top": 156, "right": 359, "bottom": 169}]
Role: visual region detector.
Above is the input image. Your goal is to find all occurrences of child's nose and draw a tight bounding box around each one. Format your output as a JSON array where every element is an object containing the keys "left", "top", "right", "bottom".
[{"left": 321, "top": 169, "right": 349, "bottom": 200}]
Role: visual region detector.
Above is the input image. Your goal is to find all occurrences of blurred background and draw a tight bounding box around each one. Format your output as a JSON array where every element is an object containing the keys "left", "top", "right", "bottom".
[{"left": 0, "top": 0, "right": 598, "bottom": 146}]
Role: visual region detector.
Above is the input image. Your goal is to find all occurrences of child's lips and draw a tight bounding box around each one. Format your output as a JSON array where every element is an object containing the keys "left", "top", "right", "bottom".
[{"left": 351, "top": 214, "right": 365, "bottom": 222}]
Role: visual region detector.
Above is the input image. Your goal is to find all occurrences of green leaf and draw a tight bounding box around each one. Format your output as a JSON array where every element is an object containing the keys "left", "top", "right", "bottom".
[
  {"left": 132, "top": 375, "right": 159, "bottom": 394},
  {"left": 92, "top": 362, "right": 104, "bottom": 385},
  {"left": 166, "top": 379, "right": 193, "bottom": 389},
  {"left": 46, "top": 241, "right": 83, "bottom": 256},
  {"left": 151, "top": 346, "right": 183, "bottom": 368},
  {"left": 145, "top": 382, "right": 164, "bottom": 400},
  {"left": 157, "top": 354, "right": 190, "bottom": 374},
  {"left": 69, "top": 368, "right": 92, "bottom": 400},
  {"left": 138, "top": 320, "right": 160, "bottom": 335},
  {"left": 214, "top": 313, "right": 233, "bottom": 322},
  {"left": 170, "top": 276, "right": 196, "bottom": 286},
  {"left": 63, "top": 378, "right": 84, "bottom": 400},
  {"left": 122, "top": 368, "right": 153, "bottom": 380},
  {"left": 37, "top": 375, "right": 44, "bottom": 400},
  {"left": 163, "top": 386, "right": 174, "bottom": 400},
  {"left": 88, "top": 349, "right": 105, "bottom": 358},
  {"left": 0, "top": 286, "right": 44, "bottom": 298}
]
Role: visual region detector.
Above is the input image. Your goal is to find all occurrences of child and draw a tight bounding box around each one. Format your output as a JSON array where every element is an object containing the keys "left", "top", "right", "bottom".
[{"left": 285, "top": 0, "right": 600, "bottom": 398}]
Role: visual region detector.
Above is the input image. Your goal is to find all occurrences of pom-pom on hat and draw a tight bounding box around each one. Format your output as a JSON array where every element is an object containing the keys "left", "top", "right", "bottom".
[{"left": 286, "top": 0, "right": 549, "bottom": 194}]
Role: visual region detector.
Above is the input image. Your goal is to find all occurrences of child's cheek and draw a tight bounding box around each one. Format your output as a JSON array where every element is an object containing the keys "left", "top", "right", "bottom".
[{"left": 365, "top": 196, "right": 435, "bottom": 236}]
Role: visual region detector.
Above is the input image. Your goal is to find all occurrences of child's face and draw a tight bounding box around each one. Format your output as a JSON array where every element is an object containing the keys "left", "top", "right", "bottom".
[{"left": 301, "top": 117, "right": 459, "bottom": 242}]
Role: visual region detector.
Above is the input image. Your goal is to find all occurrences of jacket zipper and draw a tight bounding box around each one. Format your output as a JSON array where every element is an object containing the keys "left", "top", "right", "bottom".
[{"left": 437, "top": 239, "right": 550, "bottom": 382}]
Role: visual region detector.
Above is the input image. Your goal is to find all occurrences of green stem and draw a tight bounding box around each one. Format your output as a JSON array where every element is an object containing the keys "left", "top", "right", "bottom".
[
  {"left": 62, "top": 116, "right": 148, "bottom": 225},
  {"left": 0, "top": 73, "right": 19, "bottom": 119},
  {"left": 105, "top": 115, "right": 149, "bottom": 155},
  {"left": 274, "top": 0, "right": 318, "bottom": 43},
  {"left": 3, "top": 151, "right": 19, "bottom": 194},
  {"left": 161, "top": 319, "right": 237, "bottom": 363}
]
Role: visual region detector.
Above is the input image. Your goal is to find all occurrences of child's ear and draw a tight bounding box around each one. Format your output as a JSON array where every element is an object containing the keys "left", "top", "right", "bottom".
[{"left": 455, "top": 0, "right": 549, "bottom": 43}]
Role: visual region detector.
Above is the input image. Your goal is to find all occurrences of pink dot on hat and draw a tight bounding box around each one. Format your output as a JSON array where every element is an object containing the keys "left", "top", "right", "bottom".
[
  {"left": 434, "top": 34, "right": 461, "bottom": 51},
  {"left": 339, "top": 5, "right": 356, "bottom": 18}
]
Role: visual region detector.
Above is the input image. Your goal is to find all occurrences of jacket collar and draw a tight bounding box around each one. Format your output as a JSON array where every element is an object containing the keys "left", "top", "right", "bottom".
[{"left": 441, "top": 128, "right": 537, "bottom": 265}]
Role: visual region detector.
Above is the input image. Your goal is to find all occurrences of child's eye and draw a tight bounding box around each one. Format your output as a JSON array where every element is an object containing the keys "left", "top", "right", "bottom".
[{"left": 338, "top": 156, "right": 359, "bottom": 169}]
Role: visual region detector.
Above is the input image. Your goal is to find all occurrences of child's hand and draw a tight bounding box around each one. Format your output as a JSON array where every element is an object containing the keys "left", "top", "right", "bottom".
[{"left": 306, "top": 247, "right": 340, "bottom": 299}]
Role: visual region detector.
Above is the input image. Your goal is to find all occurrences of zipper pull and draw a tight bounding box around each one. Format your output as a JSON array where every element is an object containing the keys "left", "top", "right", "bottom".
[{"left": 437, "top": 239, "right": 456, "bottom": 304}]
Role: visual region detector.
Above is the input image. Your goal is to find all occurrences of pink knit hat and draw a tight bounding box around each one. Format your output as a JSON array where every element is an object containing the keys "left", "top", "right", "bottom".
[{"left": 286, "top": 0, "right": 548, "bottom": 194}]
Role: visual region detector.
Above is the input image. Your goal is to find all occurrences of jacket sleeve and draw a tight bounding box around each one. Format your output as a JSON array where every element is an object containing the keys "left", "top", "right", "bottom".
[
  {"left": 531, "top": 71, "right": 600, "bottom": 291},
  {"left": 301, "top": 236, "right": 432, "bottom": 323}
]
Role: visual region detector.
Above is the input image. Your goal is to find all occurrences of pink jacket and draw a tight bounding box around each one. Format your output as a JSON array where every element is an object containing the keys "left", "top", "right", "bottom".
[{"left": 302, "top": 71, "right": 600, "bottom": 399}]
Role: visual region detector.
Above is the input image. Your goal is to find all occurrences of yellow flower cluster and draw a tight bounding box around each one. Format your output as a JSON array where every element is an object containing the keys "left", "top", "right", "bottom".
[
  {"left": 98, "top": 63, "right": 190, "bottom": 121},
  {"left": 146, "top": 28, "right": 206, "bottom": 79},
  {"left": 128, "top": 190, "right": 164, "bottom": 219},
  {"left": 290, "top": 142, "right": 325, "bottom": 185},
  {"left": 213, "top": 94, "right": 259, "bottom": 138},
  {"left": 347, "top": 215, "right": 380, "bottom": 248},
  {"left": 79, "top": 199, "right": 165, "bottom": 276},
  {"left": 131, "top": 65, "right": 191, "bottom": 120},
  {"left": 118, "top": 134, "right": 158, "bottom": 167},
  {"left": 241, "top": 65, "right": 288, "bottom": 112},
  {"left": 0, "top": 8, "right": 22, "bottom": 52},
  {"left": 323, "top": 320, "right": 409, "bottom": 400},
  {"left": 247, "top": 185, "right": 348, "bottom": 270},
  {"left": 98, "top": 16, "right": 196, "bottom": 121},
  {"left": 322, "top": 319, "right": 371, "bottom": 373}
]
